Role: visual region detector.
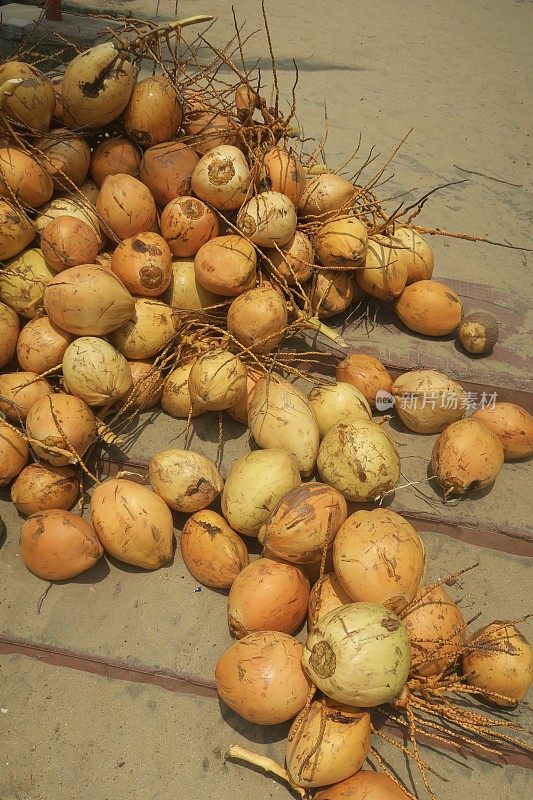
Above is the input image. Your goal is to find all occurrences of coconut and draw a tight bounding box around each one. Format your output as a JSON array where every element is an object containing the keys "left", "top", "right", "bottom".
[
  {"left": 0, "top": 199, "right": 36, "bottom": 260},
  {"left": 108, "top": 298, "right": 176, "bottom": 360},
  {"left": 393, "top": 226, "right": 434, "bottom": 284},
  {"left": 44, "top": 265, "right": 135, "bottom": 335},
  {"left": 62, "top": 337, "right": 133, "bottom": 407},
  {"left": 227, "top": 285, "right": 288, "bottom": 353},
  {"left": 237, "top": 192, "right": 297, "bottom": 248},
  {"left": 0, "top": 62, "right": 55, "bottom": 132},
  {"left": 194, "top": 235, "right": 256, "bottom": 296},
  {"left": 40, "top": 216, "right": 100, "bottom": 272},
  {"left": 163, "top": 257, "right": 222, "bottom": 311},
  {"left": 298, "top": 174, "right": 355, "bottom": 220},
  {"left": 396, "top": 280, "right": 463, "bottom": 336},
  {"left": 317, "top": 419, "right": 400, "bottom": 502},
  {"left": 123, "top": 76, "right": 183, "bottom": 147},
  {"left": 90, "top": 136, "right": 141, "bottom": 185},
  {"left": 34, "top": 129, "right": 91, "bottom": 189},
  {"left": 307, "top": 382, "right": 372, "bottom": 437},
  {"left": 263, "top": 230, "right": 314, "bottom": 285},
  {"left": 308, "top": 269, "right": 354, "bottom": 318},
  {"left": 248, "top": 374, "right": 320, "bottom": 477},
  {"left": 356, "top": 235, "right": 408, "bottom": 300},
  {"left": 35, "top": 196, "right": 103, "bottom": 248},
  {"left": 315, "top": 217, "right": 368, "bottom": 269},
  {"left": 61, "top": 42, "right": 138, "bottom": 129},
  {"left": 139, "top": 141, "right": 199, "bottom": 206},
  {"left": 96, "top": 174, "right": 156, "bottom": 240},
  {"left": 0, "top": 147, "right": 54, "bottom": 208},
  {"left": 0, "top": 248, "right": 55, "bottom": 318},
  {"left": 392, "top": 370, "right": 465, "bottom": 433}
]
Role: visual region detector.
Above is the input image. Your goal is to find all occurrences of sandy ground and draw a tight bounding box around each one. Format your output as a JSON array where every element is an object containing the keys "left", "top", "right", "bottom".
[{"left": 1, "top": 1, "right": 533, "bottom": 799}]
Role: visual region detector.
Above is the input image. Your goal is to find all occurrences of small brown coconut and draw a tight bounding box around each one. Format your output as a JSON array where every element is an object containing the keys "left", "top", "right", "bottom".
[
  {"left": 396, "top": 280, "right": 463, "bottom": 336},
  {"left": 471, "top": 402, "right": 533, "bottom": 461},
  {"left": 336, "top": 353, "right": 392, "bottom": 408},
  {"left": 234, "top": 84, "right": 258, "bottom": 116},
  {"left": 227, "top": 285, "right": 288, "bottom": 353},
  {"left": 40, "top": 216, "right": 100, "bottom": 272},
  {"left": 457, "top": 311, "right": 499, "bottom": 355}
]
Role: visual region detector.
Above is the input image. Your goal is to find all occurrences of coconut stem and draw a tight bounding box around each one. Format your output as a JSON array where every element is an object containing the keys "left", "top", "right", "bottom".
[
  {"left": 225, "top": 746, "right": 306, "bottom": 798},
  {"left": 134, "top": 15, "right": 214, "bottom": 44},
  {"left": 0, "top": 79, "right": 23, "bottom": 105},
  {"left": 299, "top": 315, "right": 348, "bottom": 348},
  {"left": 169, "top": 15, "right": 215, "bottom": 28}
]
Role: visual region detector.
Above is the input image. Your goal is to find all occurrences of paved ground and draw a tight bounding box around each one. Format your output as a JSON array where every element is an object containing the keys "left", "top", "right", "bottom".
[{"left": 1, "top": 1, "right": 532, "bottom": 799}]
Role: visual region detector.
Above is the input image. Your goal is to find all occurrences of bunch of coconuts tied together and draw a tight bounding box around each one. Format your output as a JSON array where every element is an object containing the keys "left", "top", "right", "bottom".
[{"left": 0, "top": 11, "right": 532, "bottom": 800}]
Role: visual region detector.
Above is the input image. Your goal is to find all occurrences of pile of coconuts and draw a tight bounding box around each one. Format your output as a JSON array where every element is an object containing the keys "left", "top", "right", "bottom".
[{"left": 0, "top": 11, "right": 532, "bottom": 800}]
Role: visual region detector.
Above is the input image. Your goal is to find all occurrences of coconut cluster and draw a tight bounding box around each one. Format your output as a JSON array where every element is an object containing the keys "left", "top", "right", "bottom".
[{"left": 0, "top": 13, "right": 531, "bottom": 800}]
